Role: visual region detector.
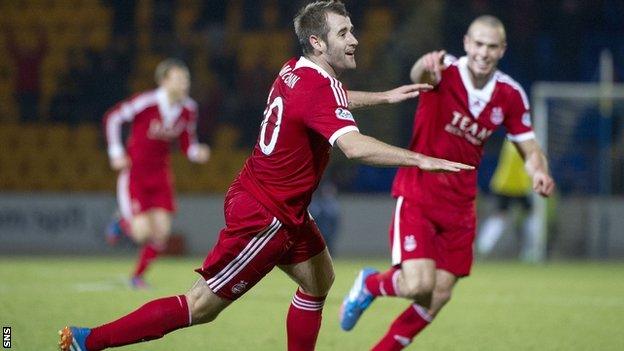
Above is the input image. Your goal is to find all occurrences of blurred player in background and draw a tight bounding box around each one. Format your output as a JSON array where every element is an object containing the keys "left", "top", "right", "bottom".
[
  {"left": 340, "top": 15, "right": 555, "bottom": 350},
  {"left": 59, "top": 2, "right": 472, "bottom": 350},
  {"left": 103, "top": 58, "right": 210, "bottom": 288},
  {"left": 478, "top": 139, "right": 537, "bottom": 260}
]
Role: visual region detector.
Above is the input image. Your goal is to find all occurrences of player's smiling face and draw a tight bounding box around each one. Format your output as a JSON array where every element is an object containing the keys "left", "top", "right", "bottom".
[
  {"left": 323, "top": 12, "right": 358, "bottom": 74},
  {"left": 463, "top": 22, "right": 506, "bottom": 83}
]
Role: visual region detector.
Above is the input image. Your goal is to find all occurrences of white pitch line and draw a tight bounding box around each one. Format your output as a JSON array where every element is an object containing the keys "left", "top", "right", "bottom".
[
  {"left": 72, "top": 282, "right": 119, "bottom": 292},
  {"left": 71, "top": 275, "right": 129, "bottom": 292}
]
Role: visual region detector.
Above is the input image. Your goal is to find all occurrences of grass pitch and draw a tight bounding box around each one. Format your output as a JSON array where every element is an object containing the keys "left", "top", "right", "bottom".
[{"left": 1, "top": 257, "right": 623, "bottom": 350}]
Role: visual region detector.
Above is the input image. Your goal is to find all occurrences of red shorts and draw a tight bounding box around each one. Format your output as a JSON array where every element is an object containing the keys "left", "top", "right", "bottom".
[
  {"left": 389, "top": 196, "right": 476, "bottom": 277},
  {"left": 195, "top": 181, "right": 326, "bottom": 300},
  {"left": 117, "top": 168, "right": 175, "bottom": 221}
]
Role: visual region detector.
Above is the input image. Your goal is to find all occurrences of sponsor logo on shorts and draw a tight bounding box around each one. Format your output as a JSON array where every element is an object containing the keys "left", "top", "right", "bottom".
[
  {"left": 231, "top": 280, "right": 248, "bottom": 295},
  {"left": 335, "top": 108, "right": 354, "bottom": 122},
  {"left": 403, "top": 235, "right": 417, "bottom": 252}
]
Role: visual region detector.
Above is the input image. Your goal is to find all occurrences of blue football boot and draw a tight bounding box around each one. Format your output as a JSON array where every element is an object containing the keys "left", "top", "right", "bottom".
[
  {"left": 105, "top": 218, "right": 124, "bottom": 246},
  {"left": 58, "top": 326, "right": 91, "bottom": 351},
  {"left": 339, "top": 268, "right": 378, "bottom": 331},
  {"left": 130, "top": 275, "right": 150, "bottom": 289}
]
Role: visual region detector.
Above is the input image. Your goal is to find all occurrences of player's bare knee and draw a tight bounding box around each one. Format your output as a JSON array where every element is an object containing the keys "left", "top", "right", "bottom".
[
  {"left": 130, "top": 221, "right": 151, "bottom": 243},
  {"left": 319, "top": 269, "right": 335, "bottom": 295},
  {"left": 434, "top": 286, "right": 453, "bottom": 306},
  {"left": 401, "top": 277, "right": 435, "bottom": 300},
  {"left": 301, "top": 269, "right": 334, "bottom": 297},
  {"left": 133, "top": 232, "right": 150, "bottom": 244},
  {"left": 185, "top": 282, "right": 225, "bottom": 324}
]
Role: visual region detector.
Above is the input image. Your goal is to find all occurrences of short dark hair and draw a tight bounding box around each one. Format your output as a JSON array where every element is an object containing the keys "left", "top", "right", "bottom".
[
  {"left": 467, "top": 15, "right": 507, "bottom": 43},
  {"left": 154, "top": 58, "right": 189, "bottom": 84},
  {"left": 293, "top": 1, "right": 350, "bottom": 55}
]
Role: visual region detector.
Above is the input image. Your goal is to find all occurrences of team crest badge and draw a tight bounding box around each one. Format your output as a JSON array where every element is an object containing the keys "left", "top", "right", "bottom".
[
  {"left": 403, "top": 235, "right": 417, "bottom": 252},
  {"left": 335, "top": 108, "right": 354, "bottom": 122},
  {"left": 522, "top": 112, "right": 532, "bottom": 127},
  {"left": 490, "top": 107, "right": 504, "bottom": 125},
  {"left": 231, "top": 280, "right": 248, "bottom": 295}
]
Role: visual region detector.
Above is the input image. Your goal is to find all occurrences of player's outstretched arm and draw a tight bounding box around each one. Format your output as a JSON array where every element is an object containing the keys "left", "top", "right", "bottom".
[
  {"left": 347, "top": 84, "right": 433, "bottom": 110},
  {"left": 410, "top": 50, "right": 446, "bottom": 85},
  {"left": 514, "top": 139, "right": 555, "bottom": 197},
  {"left": 336, "top": 131, "right": 474, "bottom": 172}
]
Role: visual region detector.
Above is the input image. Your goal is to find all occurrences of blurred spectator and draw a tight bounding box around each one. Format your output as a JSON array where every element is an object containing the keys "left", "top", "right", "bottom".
[
  {"left": 233, "top": 60, "right": 273, "bottom": 147},
  {"left": 5, "top": 26, "right": 48, "bottom": 122},
  {"left": 49, "top": 76, "right": 79, "bottom": 125},
  {"left": 193, "top": 72, "right": 224, "bottom": 144},
  {"left": 49, "top": 50, "right": 92, "bottom": 124},
  {"left": 88, "top": 37, "right": 132, "bottom": 122},
  {"left": 309, "top": 181, "right": 341, "bottom": 256}
]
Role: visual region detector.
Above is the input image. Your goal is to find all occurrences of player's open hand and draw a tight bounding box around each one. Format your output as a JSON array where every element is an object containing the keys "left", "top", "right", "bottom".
[
  {"left": 192, "top": 144, "right": 211, "bottom": 163},
  {"left": 383, "top": 83, "right": 433, "bottom": 104},
  {"left": 532, "top": 171, "right": 555, "bottom": 197},
  {"left": 421, "top": 50, "right": 446, "bottom": 84},
  {"left": 416, "top": 153, "right": 474, "bottom": 173},
  {"left": 110, "top": 155, "right": 130, "bottom": 171}
]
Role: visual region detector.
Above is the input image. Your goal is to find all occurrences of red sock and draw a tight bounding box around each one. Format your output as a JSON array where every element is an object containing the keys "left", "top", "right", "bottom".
[
  {"left": 365, "top": 267, "right": 400, "bottom": 297},
  {"left": 133, "top": 243, "right": 163, "bottom": 278},
  {"left": 286, "top": 289, "right": 326, "bottom": 351},
  {"left": 85, "top": 295, "right": 191, "bottom": 351},
  {"left": 372, "top": 304, "right": 432, "bottom": 351}
]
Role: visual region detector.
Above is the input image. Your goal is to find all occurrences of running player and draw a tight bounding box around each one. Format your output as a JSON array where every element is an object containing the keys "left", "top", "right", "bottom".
[
  {"left": 340, "top": 15, "right": 555, "bottom": 351},
  {"left": 59, "top": 2, "right": 472, "bottom": 350}
]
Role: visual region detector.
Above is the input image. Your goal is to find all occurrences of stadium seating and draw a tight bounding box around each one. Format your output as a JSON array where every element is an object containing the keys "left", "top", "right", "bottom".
[
  {"left": 0, "top": 1, "right": 352, "bottom": 193},
  {"left": 0, "top": 122, "right": 245, "bottom": 192}
]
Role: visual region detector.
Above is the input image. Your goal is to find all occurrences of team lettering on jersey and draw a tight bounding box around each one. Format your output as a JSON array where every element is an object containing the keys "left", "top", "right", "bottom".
[
  {"left": 444, "top": 111, "right": 494, "bottom": 145},
  {"left": 147, "top": 119, "right": 185, "bottom": 141},
  {"left": 278, "top": 65, "right": 301, "bottom": 89}
]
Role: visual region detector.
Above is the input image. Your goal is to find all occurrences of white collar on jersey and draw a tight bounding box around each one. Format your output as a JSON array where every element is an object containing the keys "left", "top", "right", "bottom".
[
  {"left": 295, "top": 56, "right": 333, "bottom": 78},
  {"left": 156, "top": 87, "right": 183, "bottom": 128},
  {"left": 457, "top": 56, "right": 498, "bottom": 118}
]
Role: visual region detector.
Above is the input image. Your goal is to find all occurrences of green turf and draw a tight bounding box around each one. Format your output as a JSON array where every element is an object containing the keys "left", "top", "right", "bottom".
[{"left": 1, "top": 257, "right": 623, "bottom": 350}]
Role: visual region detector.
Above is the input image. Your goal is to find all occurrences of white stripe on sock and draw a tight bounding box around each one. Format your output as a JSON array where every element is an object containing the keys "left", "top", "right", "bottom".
[
  {"left": 292, "top": 295, "right": 324, "bottom": 311},
  {"left": 412, "top": 304, "right": 433, "bottom": 322}
]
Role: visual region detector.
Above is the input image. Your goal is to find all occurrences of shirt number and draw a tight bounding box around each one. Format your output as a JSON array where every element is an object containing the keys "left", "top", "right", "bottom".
[{"left": 259, "top": 95, "right": 283, "bottom": 155}]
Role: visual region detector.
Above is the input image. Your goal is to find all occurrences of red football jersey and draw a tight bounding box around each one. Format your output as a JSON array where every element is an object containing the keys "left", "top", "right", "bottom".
[
  {"left": 392, "top": 55, "right": 535, "bottom": 207},
  {"left": 103, "top": 88, "right": 202, "bottom": 171},
  {"left": 238, "top": 57, "right": 359, "bottom": 226}
]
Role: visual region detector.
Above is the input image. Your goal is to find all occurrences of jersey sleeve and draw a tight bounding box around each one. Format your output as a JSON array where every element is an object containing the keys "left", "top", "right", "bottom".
[
  {"left": 503, "top": 84, "right": 535, "bottom": 142},
  {"left": 304, "top": 80, "right": 359, "bottom": 146},
  {"left": 103, "top": 97, "right": 138, "bottom": 159},
  {"left": 437, "top": 54, "right": 458, "bottom": 84},
  {"left": 179, "top": 99, "right": 204, "bottom": 162}
]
